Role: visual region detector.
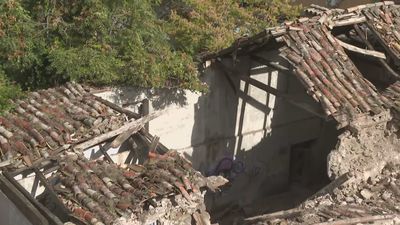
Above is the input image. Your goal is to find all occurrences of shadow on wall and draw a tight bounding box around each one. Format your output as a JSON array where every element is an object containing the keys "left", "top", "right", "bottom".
[
  {"left": 105, "top": 86, "right": 188, "bottom": 111},
  {"left": 188, "top": 61, "right": 241, "bottom": 172},
  {"left": 190, "top": 53, "right": 340, "bottom": 223}
]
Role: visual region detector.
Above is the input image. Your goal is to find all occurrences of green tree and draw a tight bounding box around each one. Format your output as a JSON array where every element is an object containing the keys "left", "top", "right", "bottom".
[{"left": 0, "top": 0, "right": 300, "bottom": 111}]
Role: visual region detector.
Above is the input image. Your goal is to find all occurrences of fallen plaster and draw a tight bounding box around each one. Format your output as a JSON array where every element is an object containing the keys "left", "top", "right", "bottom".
[{"left": 328, "top": 110, "right": 400, "bottom": 183}]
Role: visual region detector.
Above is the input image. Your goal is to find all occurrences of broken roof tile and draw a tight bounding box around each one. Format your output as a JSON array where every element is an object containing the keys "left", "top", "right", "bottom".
[
  {"left": 280, "top": 23, "right": 387, "bottom": 125},
  {"left": 45, "top": 151, "right": 208, "bottom": 225},
  {"left": 0, "top": 82, "right": 127, "bottom": 170}
]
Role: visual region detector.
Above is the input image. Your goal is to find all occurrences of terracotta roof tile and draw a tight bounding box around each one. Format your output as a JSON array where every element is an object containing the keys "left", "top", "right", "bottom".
[
  {"left": 48, "top": 152, "right": 207, "bottom": 225},
  {"left": 0, "top": 82, "right": 127, "bottom": 170},
  {"left": 279, "top": 23, "right": 387, "bottom": 125},
  {"left": 363, "top": 4, "right": 400, "bottom": 65}
]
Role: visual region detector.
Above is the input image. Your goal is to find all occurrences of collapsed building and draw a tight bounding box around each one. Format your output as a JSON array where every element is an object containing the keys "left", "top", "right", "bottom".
[
  {"left": 200, "top": 1, "right": 400, "bottom": 224},
  {"left": 0, "top": 82, "right": 225, "bottom": 225},
  {"left": 0, "top": 2, "right": 400, "bottom": 225}
]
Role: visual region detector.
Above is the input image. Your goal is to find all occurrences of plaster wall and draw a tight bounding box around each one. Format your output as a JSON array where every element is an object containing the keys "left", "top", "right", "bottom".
[{"left": 95, "top": 50, "right": 328, "bottom": 191}]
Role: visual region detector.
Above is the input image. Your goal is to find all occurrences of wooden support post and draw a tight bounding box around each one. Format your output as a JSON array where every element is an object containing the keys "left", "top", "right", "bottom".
[
  {"left": 92, "top": 95, "right": 141, "bottom": 119},
  {"left": 89, "top": 96, "right": 170, "bottom": 154},
  {"left": 33, "top": 167, "right": 71, "bottom": 222},
  {"left": 99, "top": 142, "right": 114, "bottom": 163},
  {"left": 307, "top": 172, "right": 350, "bottom": 200},
  {"left": 335, "top": 37, "right": 386, "bottom": 59},
  {"left": 140, "top": 99, "right": 150, "bottom": 131},
  {"left": 74, "top": 109, "right": 164, "bottom": 151}
]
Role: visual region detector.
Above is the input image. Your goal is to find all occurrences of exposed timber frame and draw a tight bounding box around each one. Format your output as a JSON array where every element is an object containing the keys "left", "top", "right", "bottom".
[
  {"left": 216, "top": 59, "right": 328, "bottom": 119},
  {"left": 352, "top": 24, "right": 400, "bottom": 81},
  {"left": 365, "top": 20, "right": 400, "bottom": 66}
]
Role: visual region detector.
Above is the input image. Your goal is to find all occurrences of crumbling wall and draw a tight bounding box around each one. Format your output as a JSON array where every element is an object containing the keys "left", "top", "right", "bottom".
[{"left": 328, "top": 110, "right": 400, "bottom": 182}]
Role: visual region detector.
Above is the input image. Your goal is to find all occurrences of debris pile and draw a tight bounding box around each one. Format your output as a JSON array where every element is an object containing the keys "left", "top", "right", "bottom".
[
  {"left": 384, "top": 81, "right": 400, "bottom": 134},
  {"left": 327, "top": 111, "right": 399, "bottom": 181},
  {"left": 244, "top": 163, "right": 400, "bottom": 225},
  {"left": 42, "top": 151, "right": 218, "bottom": 225}
]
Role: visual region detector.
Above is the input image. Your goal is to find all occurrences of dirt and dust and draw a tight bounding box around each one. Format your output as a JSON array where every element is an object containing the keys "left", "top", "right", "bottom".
[
  {"left": 242, "top": 110, "right": 400, "bottom": 225},
  {"left": 328, "top": 111, "right": 400, "bottom": 182},
  {"left": 244, "top": 163, "right": 400, "bottom": 224}
]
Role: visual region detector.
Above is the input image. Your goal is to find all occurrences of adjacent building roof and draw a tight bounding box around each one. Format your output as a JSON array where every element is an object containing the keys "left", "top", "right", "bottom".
[
  {"left": 363, "top": 3, "right": 400, "bottom": 65},
  {"left": 45, "top": 151, "right": 209, "bottom": 225},
  {"left": 203, "top": 1, "right": 400, "bottom": 128},
  {"left": 0, "top": 82, "right": 128, "bottom": 170},
  {"left": 0, "top": 83, "right": 218, "bottom": 225},
  {"left": 278, "top": 21, "right": 388, "bottom": 124}
]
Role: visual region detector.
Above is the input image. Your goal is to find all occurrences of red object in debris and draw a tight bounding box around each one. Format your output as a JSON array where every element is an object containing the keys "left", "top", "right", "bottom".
[{"left": 73, "top": 207, "right": 94, "bottom": 222}]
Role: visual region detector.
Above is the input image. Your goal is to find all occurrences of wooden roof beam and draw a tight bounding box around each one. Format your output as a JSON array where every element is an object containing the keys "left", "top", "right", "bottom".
[
  {"left": 216, "top": 60, "right": 327, "bottom": 119},
  {"left": 353, "top": 24, "right": 400, "bottom": 81}
]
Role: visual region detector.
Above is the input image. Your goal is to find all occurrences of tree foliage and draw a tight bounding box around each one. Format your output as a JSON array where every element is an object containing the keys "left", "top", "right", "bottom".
[
  {"left": 163, "top": 0, "right": 301, "bottom": 54},
  {"left": 0, "top": 0, "right": 300, "bottom": 111}
]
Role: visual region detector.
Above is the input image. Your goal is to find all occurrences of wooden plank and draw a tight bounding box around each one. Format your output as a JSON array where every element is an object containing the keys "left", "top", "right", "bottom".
[
  {"left": 33, "top": 167, "right": 71, "bottom": 221},
  {"left": 244, "top": 208, "right": 303, "bottom": 223},
  {"left": 250, "top": 55, "right": 290, "bottom": 72},
  {"left": 335, "top": 37, "right": 386, "bottom": 59},
  {"left": 314, "top": 214, "right": 397, "bottom": 225},
  {"left": 216, "top": 61, "right": 327, "bottom": 119},
  {"left": 92, "top": 95, "right": 141, "bottom": 119},
  {"left": 241, "top": 76, "right": 327, "bottom": 119},
  {"left": 333, "top": 16, "right": 366, "bottom": 27},
  {"left": 91, "top": 95, "right": 170, "bottom": 154},
  {"left": 148, "top": 136, "right": 160, "bottom": 152},
  {"left": 307, "top": 172, "right": 350, "bottom": 200},
  {"left": 74, "top": 110, "right": 164, "bottom": 151}
]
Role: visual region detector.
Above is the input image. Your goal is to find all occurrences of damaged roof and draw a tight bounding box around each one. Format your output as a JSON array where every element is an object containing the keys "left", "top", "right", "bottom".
[
  {"left": 46, "top": 151, "right": 210, "bottom": 225},
  {"left": 0, "top": 83, "right": 218, "bottom": 224},
  {"left": 278, "top": 21, "right": 388, "bottom": 125},
  {"left": 203, "top": 1, "right": 400, "bottom": 128},
  {"left": 0, "top": 82, "right": 129, "bottom": 170},
  {"left": 363, "top": 3, "right": 400, "bottom": 65}
]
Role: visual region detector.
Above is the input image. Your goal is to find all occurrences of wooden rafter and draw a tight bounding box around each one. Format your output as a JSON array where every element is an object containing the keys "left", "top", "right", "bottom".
[{"left": 216, "top": 60, "right": 327, "bottom": 119}]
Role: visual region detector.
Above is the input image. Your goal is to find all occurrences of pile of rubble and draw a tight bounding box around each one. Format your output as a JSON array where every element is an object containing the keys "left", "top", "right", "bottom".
[
  {"left": 241, "top": 111, "right": 400, "bottom": 225},
  {"left": 384, "top": 81, "right": 400, "bottom": 136},
  {"left": 244, "top": 163, "right": 400, "bottom": 225}
]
